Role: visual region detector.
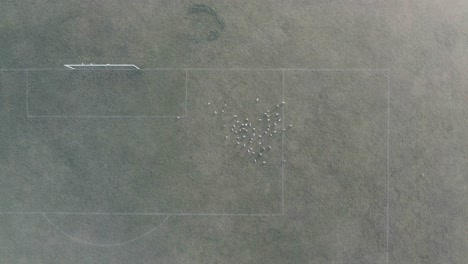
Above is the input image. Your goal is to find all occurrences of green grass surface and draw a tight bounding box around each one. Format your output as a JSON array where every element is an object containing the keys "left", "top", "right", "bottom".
[{"left": 0, "top": 1, "right": 467, "bottom": 263}]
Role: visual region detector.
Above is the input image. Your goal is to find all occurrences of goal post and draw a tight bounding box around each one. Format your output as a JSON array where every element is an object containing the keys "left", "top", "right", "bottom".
[{"left": 64, "top": 63, "right": 140, "bottom": 70}]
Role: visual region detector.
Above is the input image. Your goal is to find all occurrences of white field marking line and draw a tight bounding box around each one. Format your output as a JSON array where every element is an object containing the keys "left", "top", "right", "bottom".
[
  {"left": 185, "top": 69, "right": 188, "bottom": 117},
  {"left": 0, "top": 212, "right": 283, "bottom": 216},
  {"left": 0, "top": 68, "right": 390, "bottom": 72},
  {"left": 2, "top": 68, "right": 144, "bottom": 72},
  {"left": 27, "top": 115, "right": 183, "bottom": 118},
  {"left": 386, "top": 70, "right": 390, "bottom": 264},
  {"left": 24, "top": 69, "right": 186, "bottom": 119},
  {"left": 281, "top": 69, "right": 285, "bottom": 215},
  {"left": 25, "top": 70, "right": 29, "bottom": 117},
  {"left": 179, "top": 68, "right": 389, "bottom": 71},
  {"left": 1, "top": 69, "right": 143, "bottom": 72},
  {"left": 43, "top": 214, "right": 169, "bottom": 247}
]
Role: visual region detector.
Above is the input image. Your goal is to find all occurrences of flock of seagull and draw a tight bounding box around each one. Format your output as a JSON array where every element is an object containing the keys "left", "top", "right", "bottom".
[{"left": 208, "top": 99, "right": 291, "bottom": 164}]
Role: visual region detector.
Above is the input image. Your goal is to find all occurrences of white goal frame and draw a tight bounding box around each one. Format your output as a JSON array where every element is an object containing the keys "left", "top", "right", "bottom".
[{"left": 64, "top": 63, "right": 140, "bottom": 70}]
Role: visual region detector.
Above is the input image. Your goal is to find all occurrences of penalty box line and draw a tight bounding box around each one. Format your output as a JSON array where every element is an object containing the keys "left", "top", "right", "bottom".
[
  {"left": 0, "top": 212, "right": 284, "bottom": 216},
  {"left": 13, "top": 68, "right": 287, "bottom": 216}
]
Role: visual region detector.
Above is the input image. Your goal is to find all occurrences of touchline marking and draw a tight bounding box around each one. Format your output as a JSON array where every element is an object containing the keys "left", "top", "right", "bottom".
[
  {"left": 43, "top": 214, "right": 169, "bottom": 247},
  {"left": 0, "top": 212, "right": 283, "bottom": 216},
  {"left": 281, "top": 69, "right": 285, "bottom": 215},
  {"left": 185, "top": 69, "right": 188, "bottom": 117},
  {"left": 27, "top": 115, "right": 183, "bottom": 118},
  {"left": 1, "top": 68, "right": 389, "bottom": 72},
  {"left": 178, "top": 68, "right": 389, "bottom": 72},
  {"left": 386, "top": 70, "right": 390, "bottom": 264}
]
